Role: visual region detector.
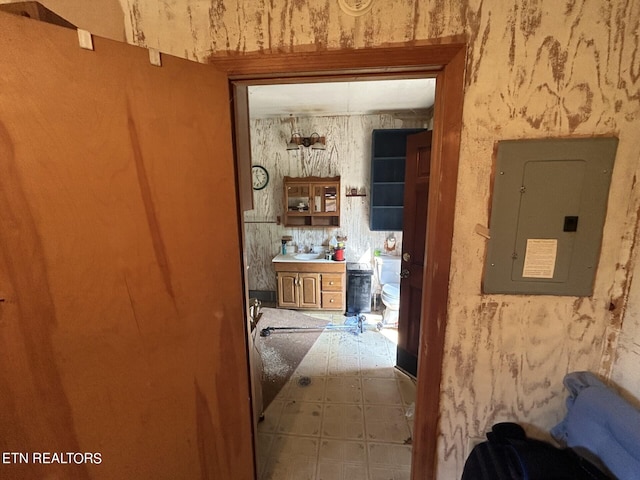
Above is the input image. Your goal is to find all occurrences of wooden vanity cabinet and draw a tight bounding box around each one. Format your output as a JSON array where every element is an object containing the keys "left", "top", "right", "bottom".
[
  {"left": 284, "top": 176, "right": 340, "bottom": 227},
  {"left": 277, "top": 272, "right": 321, "bottom": 309},
  {"left": 275, "top": 261, "right": 345, "bottom": 311}
]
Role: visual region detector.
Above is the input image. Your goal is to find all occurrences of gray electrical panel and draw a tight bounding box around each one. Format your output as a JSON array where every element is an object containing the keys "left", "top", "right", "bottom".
[{"left": 483, "top": 137, "right": 618, "bottom": 296}]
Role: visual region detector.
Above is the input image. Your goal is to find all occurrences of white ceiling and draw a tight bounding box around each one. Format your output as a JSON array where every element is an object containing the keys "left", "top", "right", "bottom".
[{"left": 248, "top": 78, "right": 436, "bottom": 118}]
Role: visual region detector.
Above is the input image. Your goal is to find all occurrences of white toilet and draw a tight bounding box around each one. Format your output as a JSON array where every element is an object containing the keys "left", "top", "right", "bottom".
[{"left": 376, "top": 255, "right": 402, "bottom": 326}]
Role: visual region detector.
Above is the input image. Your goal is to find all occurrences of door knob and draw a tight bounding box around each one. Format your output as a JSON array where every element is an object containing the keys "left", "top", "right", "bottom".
[
  {"left": 402, "top": 252, "right": 411, "bottom": 262},
  {"left": 400, "top": 269, "right": 410, "bottom": 279}
]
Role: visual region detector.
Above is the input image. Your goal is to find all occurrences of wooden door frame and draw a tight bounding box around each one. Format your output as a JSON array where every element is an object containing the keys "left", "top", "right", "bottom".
[{"left": 210, "top": 39, "right": 466, "bottom": 480}]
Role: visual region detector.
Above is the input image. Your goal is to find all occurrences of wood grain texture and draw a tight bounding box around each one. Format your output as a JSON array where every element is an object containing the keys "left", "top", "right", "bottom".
[
  {"left": 124, "top": 1, "right": 640, "bottom": 478},
  {"left": 440, "top": 2, "right": 640, "bottom": 477},
  {"left": 16, "top": 0, "right": 640, "bottom": 478},
  {"left": 0, "top": 12, "right": 253, "bottom": 479}
]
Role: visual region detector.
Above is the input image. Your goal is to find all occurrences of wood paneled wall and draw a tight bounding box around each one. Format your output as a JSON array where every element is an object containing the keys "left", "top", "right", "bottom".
[
  {"left": 129, "top": 2, "right": 640, "bottom": 477},
  {"left": 244, "top": 113, "right": 428, "bottom": 293}
]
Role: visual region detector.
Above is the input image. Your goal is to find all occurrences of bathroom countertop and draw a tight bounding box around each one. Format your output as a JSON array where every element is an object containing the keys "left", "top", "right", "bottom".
[{"left": 272, "top": 253, "right": 342, "bottom": 264}]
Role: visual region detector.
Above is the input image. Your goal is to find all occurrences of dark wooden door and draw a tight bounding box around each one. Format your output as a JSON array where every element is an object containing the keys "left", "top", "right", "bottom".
[{"left": 396, "top": 130, "right": 433, "bottom": 377}]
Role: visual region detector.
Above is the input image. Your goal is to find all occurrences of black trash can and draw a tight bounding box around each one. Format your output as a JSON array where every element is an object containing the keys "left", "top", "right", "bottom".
[{"left": 346, "top": 262, "right": 373, "bottom": 315}]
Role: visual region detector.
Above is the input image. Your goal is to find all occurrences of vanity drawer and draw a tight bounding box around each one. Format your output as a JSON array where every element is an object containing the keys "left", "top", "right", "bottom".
[
  {"left": 322, "top": 274, "right": 343, "bottom": 291},
  {"left": 322, "top": 292, "right": 343, "bottom": 309}
]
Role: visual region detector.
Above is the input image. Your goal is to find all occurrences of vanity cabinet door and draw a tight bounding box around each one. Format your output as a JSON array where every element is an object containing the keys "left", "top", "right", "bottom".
[
  {"left": 277, "top": 272, "right": 299, "bottom": 308},
  {"left": 276, "top": 272, "right": 320, "bottom": 308},
  {"left": 298, "top": 273, "right": 321, "bottom": 309}
]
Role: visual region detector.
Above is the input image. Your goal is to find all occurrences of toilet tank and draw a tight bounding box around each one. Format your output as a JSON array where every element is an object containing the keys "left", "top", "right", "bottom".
[{"left": 377, "top": 256, "right": 401, "bottom": 285}]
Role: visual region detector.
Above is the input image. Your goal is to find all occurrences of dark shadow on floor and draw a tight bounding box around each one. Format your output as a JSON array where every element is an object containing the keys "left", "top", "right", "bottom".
[{"left": 254, "top": 308, "right": 329, "bottom": 409}]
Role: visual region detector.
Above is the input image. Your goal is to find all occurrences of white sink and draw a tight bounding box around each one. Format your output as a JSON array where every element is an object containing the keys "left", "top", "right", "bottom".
[{"left": 294, "top": 253, "right": 323, "bottom": 260}]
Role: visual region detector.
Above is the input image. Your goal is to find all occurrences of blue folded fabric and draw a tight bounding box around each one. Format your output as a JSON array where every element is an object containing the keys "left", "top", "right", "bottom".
[{"left": 551, "top": 371, "right": 640, "bottom": 479}]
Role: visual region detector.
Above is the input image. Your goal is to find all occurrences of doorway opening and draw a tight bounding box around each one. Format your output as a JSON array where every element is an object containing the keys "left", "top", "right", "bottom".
[{"left": 242, "top": 77, "right": 435, "bottom": 478}]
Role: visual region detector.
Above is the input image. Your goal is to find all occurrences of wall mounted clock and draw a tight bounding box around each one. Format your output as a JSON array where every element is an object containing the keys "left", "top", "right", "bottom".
[
  {"left": 252, "top": 165, "right": 269, "bottom": 190},
  {"left": 338, "top": 0, "right": 374, "bottom": 16}
]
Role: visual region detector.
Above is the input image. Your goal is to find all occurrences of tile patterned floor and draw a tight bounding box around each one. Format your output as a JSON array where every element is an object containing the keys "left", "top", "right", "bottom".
[{"left": 257, "top": 315, "right": 416, "bottom": 480}]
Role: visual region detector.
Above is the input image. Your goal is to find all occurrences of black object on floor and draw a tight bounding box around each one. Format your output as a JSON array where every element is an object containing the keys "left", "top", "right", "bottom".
[
  {"left": 260, "top": 314, "right": 365, "bottom": 337},
  {"left": 346, "top": 262, "right": 373, "bottom": 314},
  {"left": 462, "top": 423, "right": 611, "bottom": 480}
]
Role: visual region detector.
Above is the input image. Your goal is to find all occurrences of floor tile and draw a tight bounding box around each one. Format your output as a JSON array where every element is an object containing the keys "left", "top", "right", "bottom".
[
  {"left": 277, "top": 401, "right": 323, "bottom": 436},
  {"left": 367, "top": 346, "right": 394, "bottom": 360},
  {"left": 316, "top": 461, "right": 368, "bottom": 480},
  {"left": 256, "top": 433, "right": 274, "bottom": 479},
  {"left": 318, "top": 438, "right": 368, "bottom": 463},
  {"left": 257, "top": 324, "right": 416, "bottom": 480},
  {"left": 367, "top": 442, "right": 412, "bottom": 468},
  {"left": 359, "top": 354, "right": 396, "bottom": 378},
  {"left": 324, "top": 376, "right": 363, "bottom": 404},
  {"left": 259, "top": 397, "right": 285, "bottom": 434},
  {"left": 321, "top": 404, "right": 365, "bottom": 440},
  {"left": 396, "top": 374, "right": 417, "bottom": 406},
  {"left": 295, "top": 353, "right": 329, "bottom": 377},
  {"left": 369, "top": 466, "right": 411, "bottom": 480},
  {"left": 316, "top": 439, "right": 368, "bottom": 480},
  {"left": 308, "top": 339, "right": 331, "bottom": 356},
  {"left": 359, "top": 333, "right": 393, "bottom": 353},
  {"left": 261, "top": 435, "right": 319, "bottom": 480},
  {"left": 330, "top": 331, "right": 366, "bottom": 351},
  {"left": 285, "top": 376, "right": 326, "bottom": 402},
  {"left": 364, "top": 405, "right": 411, "bottom": 443},
  {"left": 327, "top": 354, "right": 361, "bottom": 376},
  {"left": 362, "top": 377, "right": 404, "bottom": 405}
]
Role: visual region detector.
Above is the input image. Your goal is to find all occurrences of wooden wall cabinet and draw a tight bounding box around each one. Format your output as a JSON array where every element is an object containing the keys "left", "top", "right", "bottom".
[
  {"left": 275, "top": 262, "right": 345, "bottom": 310},
  {"left": 284, "top": 176, "right": 340, "bottom": 227}
]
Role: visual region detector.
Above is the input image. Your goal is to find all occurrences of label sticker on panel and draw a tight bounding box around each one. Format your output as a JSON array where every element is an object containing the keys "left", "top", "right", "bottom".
[{"left": 522, "top": 239, "right": 557, "bottom": 279}]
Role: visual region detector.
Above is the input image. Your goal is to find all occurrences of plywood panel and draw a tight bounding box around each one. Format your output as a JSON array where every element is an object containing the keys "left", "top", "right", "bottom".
[{"left": 0, "top": 13, "right": 252, "bottom": 479}]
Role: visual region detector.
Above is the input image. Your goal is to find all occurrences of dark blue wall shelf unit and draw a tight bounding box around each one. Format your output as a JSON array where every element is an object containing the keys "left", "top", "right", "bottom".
[{"left": 370, "top": 128, "right": 427, "bottom": 231}]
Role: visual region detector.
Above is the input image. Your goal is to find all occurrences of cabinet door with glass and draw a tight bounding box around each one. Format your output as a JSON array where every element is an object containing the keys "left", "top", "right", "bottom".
[{"left": 284, "top": 176, "right": 340, "bottom": 227}]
